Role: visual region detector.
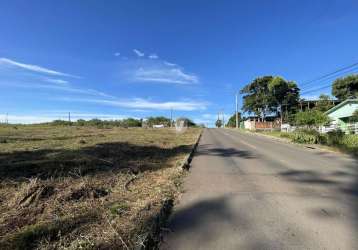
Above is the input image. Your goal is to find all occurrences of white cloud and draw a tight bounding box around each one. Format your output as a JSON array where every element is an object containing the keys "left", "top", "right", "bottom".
[
  {"left": 114, "top": 52, "right": 121, "bottom": 57},
  {"left": 0, "top": 58, "right": 80, "bottom": 78},
  {"left": 60, "top": 97, "right": 208, "bottom": 111},
  {"left": 133, "top": 49, "right": 145, "bottom": 57},
  {"left": 133, "top": 67, "right": 198, "bottom": 84},
  {"left": 148, "top": 53, "right": 159, "bottom": 59},
  {"left": 44, "top": 78, "right": 69, "bottom": 85},
  {"left": 1, "top": 80, "right": 114, "bottom": 98},
  {"left": 163, "top": 61, "right": 177, "bottom": 67}
]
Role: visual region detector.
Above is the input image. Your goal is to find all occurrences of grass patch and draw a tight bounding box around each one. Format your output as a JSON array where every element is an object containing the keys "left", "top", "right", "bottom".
[
  {"left": 255, "top": 129, "right": 358, "bottom": 155},
  {"left": 0, "top": 125, "right": 201, "bottom": 249}
]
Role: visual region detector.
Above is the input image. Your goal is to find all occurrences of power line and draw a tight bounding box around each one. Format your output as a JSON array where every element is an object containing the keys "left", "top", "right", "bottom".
[
  {"left": 301, "top": 83, "right": 332, "bottom": 95},
  {"left": 300, "top": 68, "right": 358, "bottom": 95},
  {"left": 300, "top": 61, "right": 358, "bottom": 88},
  {"left": 301, "top": 67, "right": 358, "bottom": 90}
]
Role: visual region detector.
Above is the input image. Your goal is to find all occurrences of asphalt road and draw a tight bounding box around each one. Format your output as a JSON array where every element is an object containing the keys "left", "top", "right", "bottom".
[{"left": 161, "top": 128, "right": 358, "bottom": 250}]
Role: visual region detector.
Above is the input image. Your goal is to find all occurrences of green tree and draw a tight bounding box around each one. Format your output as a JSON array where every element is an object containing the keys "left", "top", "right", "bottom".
[
  {"left": 146, "top": 116, "right": 171, "bottom": 127},
  {"left": 241, "top": 76, "right": 300, "bottom": 122},
  {"left": 332, "top": 74, "right": 358, "bottom": 100},
  {"left": 268, "top": 77, "right": 300, "bottom": 122},
  {"left": 314, "top": 94, "right": 334, "bottom": 112},
  {"left": 226, "top": 112, "right": 241, "bottom": 127},
  {"left": 121, "top": 118, "right": 142, "bottom": 127},
  {"left": 241, "top": 76, "right": 274, "bottom": 120},
  {"left": 215, "top": 119, "right": 222, "bottom": 128},
  {"left": 294, "top": 110, "right": 330, "bottom": 128}
]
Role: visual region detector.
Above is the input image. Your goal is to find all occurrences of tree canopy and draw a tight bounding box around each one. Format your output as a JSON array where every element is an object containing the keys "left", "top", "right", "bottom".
[
  {"left": 146, "top": 116, "right": 171, "bottom": 127},
  {"left": 215, "top": 119, "right": 222, "bottom": 128},
  {"left": 314, "top": 94, "right": 334, "bottom": 112},
  {"left": 241, "top": 76, "right": 300, "bottom": 121},
  {"left": 226, "top": 112, "right": 241, "bottom": 127},
  {"left": 332, "top": 74, "right": 358, "bottom": 100}
]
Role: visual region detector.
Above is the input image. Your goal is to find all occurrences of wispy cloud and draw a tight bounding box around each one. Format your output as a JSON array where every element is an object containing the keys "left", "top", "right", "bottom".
[
  {"left": 163, "top": 61, "right": 176, "bottom": 67},
  {"left": 114, "top": 52, "right": 121, "bottom": 57},
  {"left": 148, "top": 53, "right": 159, "bottom": 59},
  {"left": 133, "top": 49, "right": 145, "bottom": 57},
  {"left": 133, "top": 67, "right": 198, "bottom": 84},
  {"left": 60, "top": 97, "right": 208, "bottom": 111},
  {"left": 1, "top": 80, "right": 114, "bottom": 98},
  {"left": 44, "top": 78, "right": 69, "bottom": 85},
  {"left": 0, "top": 58, "right": 80, "bottom": 78}
]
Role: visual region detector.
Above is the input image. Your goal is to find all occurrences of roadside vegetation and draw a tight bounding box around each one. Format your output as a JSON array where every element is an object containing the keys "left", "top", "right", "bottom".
[
  {"left": 255, "top": 129, "right": 358, "bottom": 155},
  {"left": 234, "top": 73, "right": 358, "bottom": 155},
  {"left": 0, "top": 124, "right": 201, "bottom": 249}
]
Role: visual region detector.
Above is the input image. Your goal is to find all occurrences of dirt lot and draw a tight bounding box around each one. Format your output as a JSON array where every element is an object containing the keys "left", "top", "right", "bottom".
[{"left": 0, "top": 125, "right": 201, "bottom": 249}]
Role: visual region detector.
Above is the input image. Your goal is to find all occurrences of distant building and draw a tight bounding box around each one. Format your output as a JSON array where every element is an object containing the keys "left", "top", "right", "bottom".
[
  {"left": 299, "top": 99, "right": 341, "bottom": 111},
  {"left": 153, "top": 124, "right": 165, "bottom": 128},
  {"left": 325, "top": 98, "right": 358, "bottom": 133}
]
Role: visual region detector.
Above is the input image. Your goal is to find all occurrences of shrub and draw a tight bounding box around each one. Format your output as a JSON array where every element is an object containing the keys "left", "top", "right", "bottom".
[
  {"left": 326, "top": 130, "right": 345, "bottom": 145},
  {"left": 291, "top": 129, "right": 320, "bottom": 144},
  {"left": 294, "top": 110, "right": 330, "bottom": 128},
  {"left": 338, "top": 134, "right": 358, "bottom": 152}
]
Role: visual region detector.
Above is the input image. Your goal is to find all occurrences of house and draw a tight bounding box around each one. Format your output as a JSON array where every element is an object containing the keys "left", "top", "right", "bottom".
[
  {"left": 325, "top": 98, "right": 358, "bottom": 133},
  {"left": 242, "top": 116, "right": 281, "bottom": 131}
]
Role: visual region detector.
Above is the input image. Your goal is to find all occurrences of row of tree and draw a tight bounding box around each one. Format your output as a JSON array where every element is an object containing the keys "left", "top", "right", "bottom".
[
  {"left": 218, "top": 74, "right": 358, "bottom": 128},
  {"left": 49, "top": 116, "right": 198, "bottom": 128}
]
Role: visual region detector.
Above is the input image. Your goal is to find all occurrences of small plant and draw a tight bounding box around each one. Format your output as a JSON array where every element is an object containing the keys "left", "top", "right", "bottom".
[{"left": 109, "top": 202, "right": 130, "bottom": 215}]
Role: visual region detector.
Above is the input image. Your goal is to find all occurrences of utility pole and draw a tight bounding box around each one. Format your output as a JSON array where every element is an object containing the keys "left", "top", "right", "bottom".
[
  {"left": 236, "top": 92, "right": 239, "bottom": 129},
  {"left": 170, "top": 108, "right": 173, "bottom": 127},
  {"left": 222, "top": 109, "right": 225, "bottom": 128},
  {"left": 68, "top": 112, "right": 71, "bottom": 123},
  {"left": 217, "top": 112, "right": 220, "bottom": 128}
]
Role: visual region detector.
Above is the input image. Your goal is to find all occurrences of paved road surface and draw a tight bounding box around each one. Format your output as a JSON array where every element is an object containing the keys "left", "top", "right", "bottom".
[{"left": 162, "top": 128, "right": 358, "bottom": 250}]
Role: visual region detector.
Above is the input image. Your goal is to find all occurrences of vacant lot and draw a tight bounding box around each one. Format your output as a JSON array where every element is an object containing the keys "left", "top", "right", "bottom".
[{"left": 0, "top": 125, "right": 201, "bottom": 249}]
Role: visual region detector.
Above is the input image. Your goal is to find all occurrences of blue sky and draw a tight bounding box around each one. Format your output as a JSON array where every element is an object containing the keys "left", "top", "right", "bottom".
[{"left": 1, "top": 0, "right": 358, "bottom": 125}]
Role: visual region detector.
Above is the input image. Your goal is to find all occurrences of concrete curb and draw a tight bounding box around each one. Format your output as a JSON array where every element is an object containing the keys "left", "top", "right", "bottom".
[
  {"left": 139, "top": 130, "right": 203, "bottom": 249},
  {"left": 182, "top": 131, "right": 202, "bottom": 170}
]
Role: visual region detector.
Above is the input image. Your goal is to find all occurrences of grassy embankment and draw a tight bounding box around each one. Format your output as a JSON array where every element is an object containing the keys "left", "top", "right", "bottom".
[
  {"left": 254, "top": 129, "right": 358, "bottom": 155},
  {"left": 0, "top": 124, "right": 201, "bottom": 249}
]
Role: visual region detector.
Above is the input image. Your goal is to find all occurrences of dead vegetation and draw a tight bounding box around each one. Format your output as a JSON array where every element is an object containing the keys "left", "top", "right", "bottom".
[{"left": 0, "top": 125, "right": 201, "bottom": 249}]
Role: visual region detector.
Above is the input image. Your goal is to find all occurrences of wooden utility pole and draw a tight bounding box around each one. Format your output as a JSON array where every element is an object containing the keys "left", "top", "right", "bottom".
[
  {"left": 170, "top": 108, "right": 173, "bottom": 127},
  {"left": 236, "top": 93, "right": 239, "bottom": 129},
  {"left": 222, "top": 110, "right": 225, "bottom": 128}
]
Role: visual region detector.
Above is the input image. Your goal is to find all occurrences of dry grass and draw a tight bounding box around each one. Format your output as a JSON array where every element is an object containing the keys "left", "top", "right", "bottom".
[{"left": 0, "top": 125, "right": 201, "bottom": 249}]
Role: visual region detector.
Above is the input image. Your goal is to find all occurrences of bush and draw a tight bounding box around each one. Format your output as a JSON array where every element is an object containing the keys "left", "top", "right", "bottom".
[
  {"left": 326, "top": 130, "right": 345, "bottom": 145},
  {"left": 340, "top": 134, "right": 358, "bottom": 151},
  {"left": 294, "top": 110, "right": 330, "bottom": 128},
  {"left": 291, "top": 129, "right": 320, "bottom": 144}
]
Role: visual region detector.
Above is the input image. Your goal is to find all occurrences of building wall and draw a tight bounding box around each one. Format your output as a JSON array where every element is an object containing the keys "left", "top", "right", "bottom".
[
  {"left": 244, "top": 120, "right": 255, "bottom": 130},
  {"left": 328, "top": 102, "right": 358, "bottom": 123}
]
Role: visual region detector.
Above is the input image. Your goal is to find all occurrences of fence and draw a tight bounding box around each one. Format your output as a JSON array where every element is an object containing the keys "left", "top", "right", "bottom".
[{"left": 347, "top": 123, "right": 358, "bottom": 134}]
